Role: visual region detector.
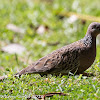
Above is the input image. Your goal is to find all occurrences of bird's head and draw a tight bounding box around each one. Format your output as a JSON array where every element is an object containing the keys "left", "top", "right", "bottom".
[{"left": 87, "top": 22, "right": 100, "bottom": 37}]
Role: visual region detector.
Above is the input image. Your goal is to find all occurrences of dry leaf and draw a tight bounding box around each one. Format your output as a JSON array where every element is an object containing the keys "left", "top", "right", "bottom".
[
  {"left": 6, "top": 24, "right": 25, "bottom": 34},
  {"left": 1, "top": 43, "right": 26, "bottom": 55},
  {"left": 36, "top": 25, "right": 45, "bottom": 35},
  {"left": 27, "top": 92, "right": 68, "bottom": 100},
  {"left": 45, "top": 92, "right": 68, "bottom": 97},
  {"left": 36, "top": 25, "right": 49, "bottom": 35}
]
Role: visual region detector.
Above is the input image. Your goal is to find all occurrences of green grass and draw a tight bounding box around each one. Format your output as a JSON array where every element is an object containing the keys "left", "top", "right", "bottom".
[{"left": 0, "top": 0, "right": 100, "bottom": 99}]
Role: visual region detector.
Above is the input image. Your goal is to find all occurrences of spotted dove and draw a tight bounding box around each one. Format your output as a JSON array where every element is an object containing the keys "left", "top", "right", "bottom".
[
  {"left": 1, "top": 22, "right": 99, "bottom": 81},
  {"left": 13, "top": 22, "right": 100, "bottom": 77}
]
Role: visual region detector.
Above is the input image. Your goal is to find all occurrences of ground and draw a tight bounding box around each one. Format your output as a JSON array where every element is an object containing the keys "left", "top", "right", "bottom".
[{"left": 0, "top": 0, "right": 100, "bottom": 99}]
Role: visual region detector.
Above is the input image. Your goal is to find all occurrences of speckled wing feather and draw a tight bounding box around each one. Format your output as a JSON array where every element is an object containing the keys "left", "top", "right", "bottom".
[{"left": 15, "top": 40, "right": 84, "bottom": 76}]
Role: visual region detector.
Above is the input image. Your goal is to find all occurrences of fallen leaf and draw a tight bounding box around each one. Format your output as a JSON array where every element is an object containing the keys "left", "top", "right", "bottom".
[
  {"left": 36, "top": 25, "right": 45, "bottom": 35},
  {"left": 6, "top": 24, "right": 25, "bottom": 34},
  {"left": 27, "top": 92, "right": 69, "bottom": 100},
  {"left": 36, "top": 25, "right": 49, "bottom": 35},
  {"left": 44, "top": 92, "right": 68, "bottom": 97},
  {"left": 1, "top": 43, "right": 26, "bottom": 55}
]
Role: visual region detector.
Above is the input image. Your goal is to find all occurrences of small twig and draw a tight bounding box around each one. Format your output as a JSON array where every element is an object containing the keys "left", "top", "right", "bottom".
[
  {"left": 45, "top": 92, "right": 68, "bottom": 97},
  {"left": 27, "top": 92, "right": 69, "bottom": 100}
]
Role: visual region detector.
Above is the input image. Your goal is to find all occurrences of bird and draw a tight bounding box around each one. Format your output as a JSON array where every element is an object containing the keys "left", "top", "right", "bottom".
[
  {"left": 0, "top": 22, "right": 100, "bottom": 80},
  {"left": 14, "top": 22, "right": 100, "bottom": 77}
]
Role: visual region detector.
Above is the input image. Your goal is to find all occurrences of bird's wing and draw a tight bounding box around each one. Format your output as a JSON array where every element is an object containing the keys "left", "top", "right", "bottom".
[
  {"left": 15, "top": 49, "right": 63, "bottom": 76},
  {"left": 15, "top": 41, "right": 82, "bottom": 76}
]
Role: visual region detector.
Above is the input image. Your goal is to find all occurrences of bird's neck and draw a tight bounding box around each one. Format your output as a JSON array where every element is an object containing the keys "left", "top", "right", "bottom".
[{"left": 83, "top": 34, "right": 96, "bottom": 48}]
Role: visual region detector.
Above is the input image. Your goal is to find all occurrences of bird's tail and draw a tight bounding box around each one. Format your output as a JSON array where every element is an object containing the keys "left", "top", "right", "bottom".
[{"left": 14, "top": 65, "right": 38, "bottom": 77}]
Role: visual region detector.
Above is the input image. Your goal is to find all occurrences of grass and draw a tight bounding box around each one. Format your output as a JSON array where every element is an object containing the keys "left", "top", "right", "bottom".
[{"left": 0, "top": 0, "right": 100, "bottom": 99}]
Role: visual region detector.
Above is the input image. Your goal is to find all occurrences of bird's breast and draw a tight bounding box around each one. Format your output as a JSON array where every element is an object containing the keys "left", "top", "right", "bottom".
[{"left": 78, "top": 42, "right": 96, "bottom": 73}]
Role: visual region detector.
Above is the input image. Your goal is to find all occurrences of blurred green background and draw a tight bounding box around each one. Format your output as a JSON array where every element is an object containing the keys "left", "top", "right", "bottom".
[{"left": 0, "top": 0, "right": 100, "bottom": 99}]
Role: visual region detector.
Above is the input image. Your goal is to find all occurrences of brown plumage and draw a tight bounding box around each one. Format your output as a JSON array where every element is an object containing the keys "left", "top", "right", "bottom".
[
  {"left": 14, "top": 22, "right": 100, "bottom": 77},
  {"left": 1, "top": 22, "right": 99, "bottom": 81}
]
